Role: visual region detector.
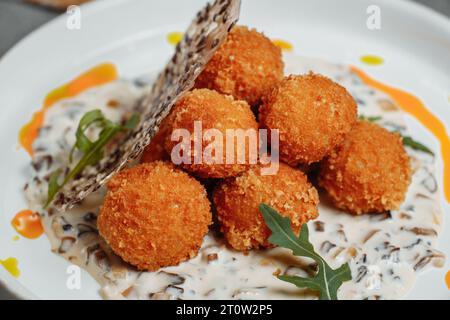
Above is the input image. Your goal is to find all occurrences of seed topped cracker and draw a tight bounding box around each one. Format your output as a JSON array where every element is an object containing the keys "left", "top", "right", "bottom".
[{"left": 53, "top": 0, "right": 241, "bottom": 210}]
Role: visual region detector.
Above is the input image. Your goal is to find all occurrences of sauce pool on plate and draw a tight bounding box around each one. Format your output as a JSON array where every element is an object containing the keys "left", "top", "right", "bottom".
[{"left": 22, "top": 56, "right": 446, "bottom": 300}]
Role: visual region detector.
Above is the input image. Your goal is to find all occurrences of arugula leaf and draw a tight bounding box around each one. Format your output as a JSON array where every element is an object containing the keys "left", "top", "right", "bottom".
[
  {"left": 259, "top": 203, "right": 352, "bottom": 300},
  {"left": 46, "top": 170, "right": 63, "bottom": 207},
  {"left": 44, "top": 110, "right": 140, "bottom": 208},
  {"left": 69, "top": 109, "right": 106, "bottom": 163},
  {"left": 401, "top": 135, "right": 434, "bottom": 156},
  {"left": 122, "top": 113, "right": 140, "bottom": 130},
  {"left": 358, "top": 115, "right": 382, "bottom": 122}
]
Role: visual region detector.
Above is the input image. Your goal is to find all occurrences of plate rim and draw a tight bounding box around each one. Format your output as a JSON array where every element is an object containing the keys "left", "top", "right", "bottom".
[{"left": 1, "top": 0, "right": 449, "bottom": 300}]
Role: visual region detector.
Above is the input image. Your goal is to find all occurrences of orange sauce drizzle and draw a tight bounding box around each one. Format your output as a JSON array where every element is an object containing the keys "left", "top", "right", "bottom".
[
  {"left": 19, "top": 63, "right": 118, "bottom": 157},
  {"left": 11, "top": 210, "right": 44, "bottom": 239},
  {"left": 351, "top": 66, "right": 450, "bottom": 203}
]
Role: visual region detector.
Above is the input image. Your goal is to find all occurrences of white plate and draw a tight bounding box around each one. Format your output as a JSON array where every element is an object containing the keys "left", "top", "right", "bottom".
[{"left": 0, "top": 0, "right": 449, "bottom": 299}]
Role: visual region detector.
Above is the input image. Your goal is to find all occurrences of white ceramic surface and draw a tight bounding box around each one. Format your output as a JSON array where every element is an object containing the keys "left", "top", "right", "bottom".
[{"left": 0, "top": 0, "right": 449, "bottom": 299}]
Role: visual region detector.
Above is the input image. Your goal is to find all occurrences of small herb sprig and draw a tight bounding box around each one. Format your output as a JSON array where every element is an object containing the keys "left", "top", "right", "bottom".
[
  {"left": 358, "top": 115, "right": 382, "bottom": 122},
  {"left": 401, "top": 135, "right": 434, "bottom": 156},
  {"left": 45, "top": 109, "right": 139, "bottom": 208},
  {"left": 259, "top": 203, "right": 352, "bottom": 300}
]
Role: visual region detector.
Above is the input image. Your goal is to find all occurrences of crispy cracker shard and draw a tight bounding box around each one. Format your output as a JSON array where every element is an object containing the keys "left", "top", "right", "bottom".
[{"left": 53, "top": 0, "right": 241, "bottom": 210}]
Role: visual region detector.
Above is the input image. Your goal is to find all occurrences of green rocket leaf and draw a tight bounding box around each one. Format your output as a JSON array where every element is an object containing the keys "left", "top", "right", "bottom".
[
  {"left": 259, "top": 203, "right": 352, "bottom": 300},
  {"left": 401, "top": 136, "right": 434, "bottom": 156},
  {"left": 358, "top": 115, "right": 382, "bottom": 122},
  {"left": 45, "top": 110, "right": 140, "bottom": 208}
]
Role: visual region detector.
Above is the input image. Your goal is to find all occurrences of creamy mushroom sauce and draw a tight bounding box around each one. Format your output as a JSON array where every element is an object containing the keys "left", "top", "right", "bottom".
[{"left": 25, "top": 55, "right": 445, "bottom": 300}]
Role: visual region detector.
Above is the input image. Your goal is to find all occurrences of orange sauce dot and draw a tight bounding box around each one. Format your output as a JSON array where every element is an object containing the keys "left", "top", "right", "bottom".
[
  {"left": 0, "top": 257, "right": 20, "bottom": 278},
  {"left": 360, "top": 55, "right": 384, "bottom": 66},
  {"left": 167, "top": 32, "right": 183, "bottom": 46},
  {"left": 11, "top": 210, "right": 44, "bottom": 239},
  {"left": 272, "top": 39, "right": 294, "bottom": 52}
]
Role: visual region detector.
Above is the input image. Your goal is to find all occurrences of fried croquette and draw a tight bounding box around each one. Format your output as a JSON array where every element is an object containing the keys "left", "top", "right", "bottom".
[
  {"left": 164, "top": 89, "right": 259, "bottom": 178},
  {"left": 195, "top": 26, "right": 284, "bottom": 106},
  {"left": 98, "top": 161, "right": 212, "bottom": 271},
  {"left": 140, "top": 128, "right": 168, "bottom": 163},
  {"left": 319, "top": 121, "right": 412, "bottom": 215},
  {"left": 140, "top": 115, "right": 174, "bottom": 163},
  {"left": 213, "top": 163, "right": 319, "bottom": 251},
  {"left": 259, "top": 73, "right": 358, "bottom": 165}
]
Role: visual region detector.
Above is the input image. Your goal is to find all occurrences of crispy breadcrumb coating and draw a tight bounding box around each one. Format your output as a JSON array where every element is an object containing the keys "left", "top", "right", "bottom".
[
  {"left": 259, "top": 73, "right": 357, "bottom": 165},
  {"left": 213, "top": 163, "right": 319, "bottom": 251},
  {"left": 164, "top": 89, "right": 259, "bottom": 178},
  {"left": 98, "top": 162, "right": 212, "bottom": 271},
  {"left": 319, "top": 121, "right": 412, "bottom": 215},
  {"left": 140, "top": 114, "right": 174, "bottom": 163},
  {"left": 195, "top": 25, "right": 284, "bottom": 106}
]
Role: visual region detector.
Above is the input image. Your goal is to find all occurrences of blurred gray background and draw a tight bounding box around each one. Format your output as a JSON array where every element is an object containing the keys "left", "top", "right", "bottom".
[{"left": 0, "top": 0, "right": 449, "bottom": 299}]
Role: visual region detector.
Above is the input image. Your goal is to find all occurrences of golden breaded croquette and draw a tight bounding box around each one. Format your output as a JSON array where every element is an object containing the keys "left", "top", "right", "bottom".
[
  {"left": 213, "top": 163, "right": 319, "bottom": 251},
  {"left": 140, "top": 127, "right": 169, "bottom": 163},
  {"left": 259, "top": 73, "right": 358, "bottom": 165},
  {"left": 140, "top": 114, "right": 174, "bottom": 163},
  {"left": 98, "top": 161, "right": 212, "bottom": 271},
  {"left": 319, "top": 121, "right": 412, "bottom": 215},
  {"left": 195, "top": 25, "right": 284, "bottom": 106},
  {"left": 164, "top": 89, "right": 259, "bottom": 178}
]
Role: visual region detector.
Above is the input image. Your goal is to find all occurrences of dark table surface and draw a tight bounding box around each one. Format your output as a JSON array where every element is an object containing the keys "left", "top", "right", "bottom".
[{"left": 0, "top": 0, "right": 449, "bottom": 300}]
